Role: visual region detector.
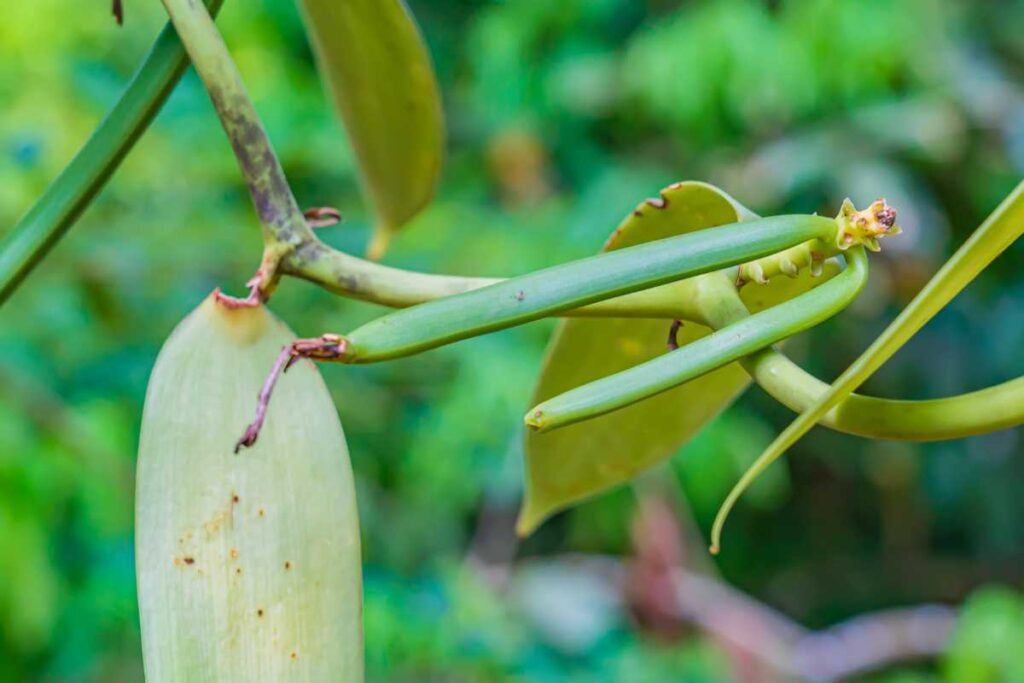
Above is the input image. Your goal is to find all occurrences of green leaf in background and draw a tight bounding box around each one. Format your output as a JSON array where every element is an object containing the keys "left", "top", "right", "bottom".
[
  {"left": 296, "top": 0, "right": 444, "bottom": 259},
  {"left": 518, "top": 182, "right": 838, "bottom": 535},
  {"left": 944, "top": 586, "right": 1024, "bottom": 680},
  {"left": 135, "top": 294, "right": 363, "bottom": 681}
]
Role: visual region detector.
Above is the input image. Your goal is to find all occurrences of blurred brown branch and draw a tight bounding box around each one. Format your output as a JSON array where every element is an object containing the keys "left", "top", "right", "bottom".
[
  {"left": 501, "top": 552, "right": 954, "bottom": 683},
  {"left": 661, "top": 565, "right": 955, "bottom": 681},
  {"left": 625, "top": 495, "right": 956, "bottom": 681}
]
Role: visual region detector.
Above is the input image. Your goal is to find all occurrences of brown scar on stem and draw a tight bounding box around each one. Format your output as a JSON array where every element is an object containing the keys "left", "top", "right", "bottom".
[
  {"left": 213, "top": 276, "right": 265, "bottom": 309},
  {"left": 515, "top": 290, "right": 525, "bottom": 301},
  {"left": 667, "top": 320, "right": 683, "bottom": 351},
  {"left": 112, "top": 0, "right": 123, "bottom": 25},
  {"left": 303, "top": 206, "right": 342, "bottom": 229},
  {"left": 234, "top": 334, "right": 347, "bottom": 452}
]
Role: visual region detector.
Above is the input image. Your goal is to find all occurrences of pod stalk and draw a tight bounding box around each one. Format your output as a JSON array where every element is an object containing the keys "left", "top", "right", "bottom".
[{"left": 235, "top": 335, "right": 348, "bottom": 451}]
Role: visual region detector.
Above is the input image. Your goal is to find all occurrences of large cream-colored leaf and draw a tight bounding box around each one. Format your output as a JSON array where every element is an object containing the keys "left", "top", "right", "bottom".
[
  {"left": 297, "top": 0, "right": 444, "bottom": 258},
  {"left": 136, "top": 294, "right": 362, "bottom": 681},
  {"left": 518, "top": 182, "right": 837, "bottom": 535}
]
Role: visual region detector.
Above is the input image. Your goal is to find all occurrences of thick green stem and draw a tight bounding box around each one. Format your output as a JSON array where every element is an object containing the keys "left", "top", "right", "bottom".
[
  {"left": 278, "top": 209, "right": 877, "bottom": 319},
  {"left": 286, "top": 210, "right": 1024, "bottom": 440},
  {"left": 699, "top": 277, "right": 1024, "bottom": 440},
  {"left": 0, "top": 0, "right": 225, "bottom": 306},
  {"left": 285, "top": 239, "right": 706, "bottom": 320},
  {"left": 338, "top": 215, "right": 836, "bottom": 363},
  {"left": 744, "top": 350, "right": 1024, "bottom": 440},
  {"left": 160, "top": 0, "right": 315, "bottom": 294}
]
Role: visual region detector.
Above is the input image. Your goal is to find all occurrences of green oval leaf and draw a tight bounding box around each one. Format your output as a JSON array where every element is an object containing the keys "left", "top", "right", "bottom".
[
  {"left": 297, "top": 0, "right": 444, "bottom": 258},
  {"left": 136, "top": 294, "right": 363, "bottom": 680},
  {"left": 518, "top": 182, "right": 837, "bottom": 535}
]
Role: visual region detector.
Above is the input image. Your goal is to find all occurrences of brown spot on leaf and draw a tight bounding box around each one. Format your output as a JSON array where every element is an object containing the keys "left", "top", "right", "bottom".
[
  {"left": 290, "top": 652, "right": 298, "bottom": 661},
  {"left": 645, "top": 195, "right": 669, "bottom": 209},
  {"left": 184, "top": 557, "right": 195, "bottom": 565},
  {"left": 230, "top": 549, "right": 239, "bottom": 560},
  {"left": 284, "top": 561, "right": 292, "bottom": 570},
  {"left": 257, "top": 608, "right": 264, "bottom": 618},
  {"left": 258, "top": 508, "right": 266, "bottom": 518}
]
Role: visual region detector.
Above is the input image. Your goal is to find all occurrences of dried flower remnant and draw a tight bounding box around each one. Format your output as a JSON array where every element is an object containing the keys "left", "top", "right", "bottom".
[{"left": 835, "top": 198, "right": 902, "bottom": 252}]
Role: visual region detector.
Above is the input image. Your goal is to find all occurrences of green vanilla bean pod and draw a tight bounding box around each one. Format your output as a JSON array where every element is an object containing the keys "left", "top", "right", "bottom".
[
  {"left": 136, "top": 294, "right": 363, "bottom": 682},
  {"left": 526, "top": 247, "right": 869, "bottom": 432},
  {"left": 339, "top": 214, "right": 836, "bottom": 363}
]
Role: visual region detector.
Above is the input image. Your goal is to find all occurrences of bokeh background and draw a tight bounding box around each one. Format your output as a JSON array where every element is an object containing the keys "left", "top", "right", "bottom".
[{"left": 2, "top": 0, "right": 1024, "bottom": 680}]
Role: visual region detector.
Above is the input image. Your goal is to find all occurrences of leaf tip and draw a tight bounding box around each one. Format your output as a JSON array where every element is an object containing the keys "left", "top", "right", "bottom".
[
  {"left": 514, "top": 508, "right": 540, "bottom": 538},
  {"left": 366, "top": 228, "right": 392, "bottom": 261}
]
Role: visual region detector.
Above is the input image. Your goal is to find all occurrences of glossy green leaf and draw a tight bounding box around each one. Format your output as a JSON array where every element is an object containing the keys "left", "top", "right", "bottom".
[
  {"left": 296, "top": 0, "right": 444, "bottom": 258},
  {"left": 518, "top": 182, "right": 838, "bottom": 535},
  {"left": 136, "top": 294, "right": 363, "bottom": 681}
]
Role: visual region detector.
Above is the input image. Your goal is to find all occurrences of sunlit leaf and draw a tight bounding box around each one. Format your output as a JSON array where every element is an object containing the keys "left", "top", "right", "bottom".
[
  {"left": 518, "top": 182, "right": 838, "bottom": 535},
  {"left": 944, "top": 586, "right": 1024, "bottom": 680},
  {"left": 296, "top": 0, "right": 444, "bottom": 258},
  {"left": 136, "top": 294, "right": 362, "bottom": 680}
]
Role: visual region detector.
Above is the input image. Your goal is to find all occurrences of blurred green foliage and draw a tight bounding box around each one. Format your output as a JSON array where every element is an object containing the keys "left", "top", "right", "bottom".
[
  {"left": 944, "top": 587, "right": 1024, "bottom": 681},
  {"left": 1, "top": 0, "right": 1023, "bottom": 680}
]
